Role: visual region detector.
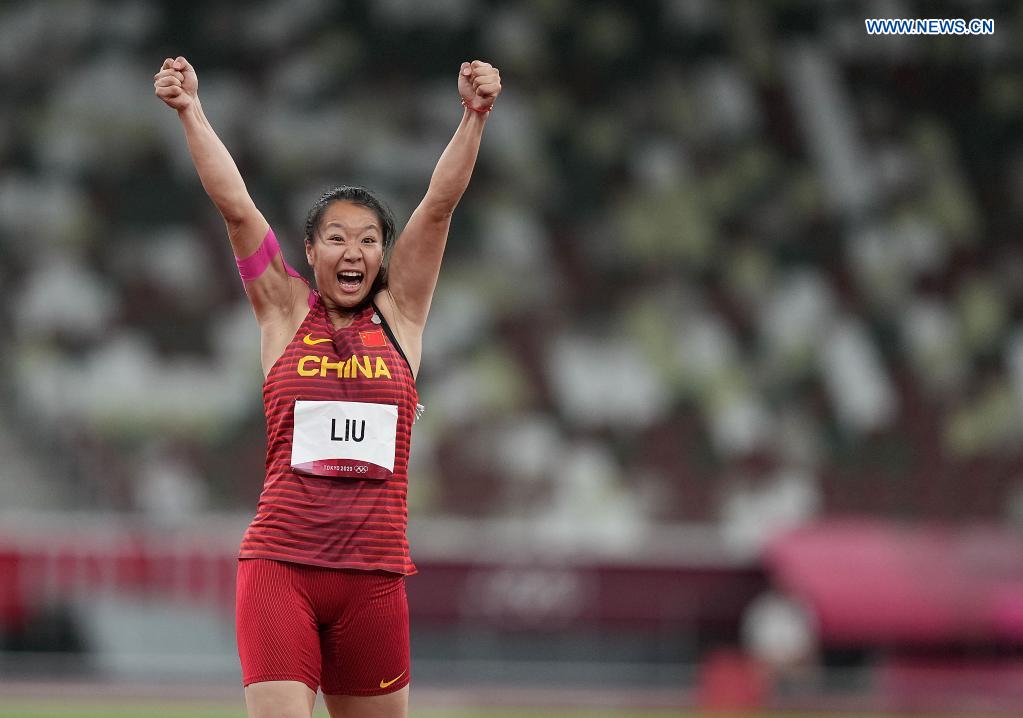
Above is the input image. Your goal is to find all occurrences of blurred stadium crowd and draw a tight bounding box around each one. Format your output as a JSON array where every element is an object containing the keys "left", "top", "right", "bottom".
[{"left": 1, "top": 0, "right": 1021, "bottom": 554}]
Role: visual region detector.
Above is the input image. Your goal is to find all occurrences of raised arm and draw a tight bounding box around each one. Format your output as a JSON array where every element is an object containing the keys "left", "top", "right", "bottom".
[
  {"left": 381, "top": 61, "right": 502, "bottom": 342},
  {"left": 153, "top": 56, "right": 299, "bottom": 324}
]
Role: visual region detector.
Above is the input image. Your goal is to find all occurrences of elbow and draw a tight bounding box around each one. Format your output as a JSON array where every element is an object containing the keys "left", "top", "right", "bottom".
[
  {"left": 420, "top": 193, "right": 459, "bottom": 222},
  {"left": 425, "top": 205, "right": 455, "bottom": 222},
  {"left": 211, "top": 191, "right": 255, "bottom": 226},
  {"left": 220, "top": 205, "right": 249, "bottom": 227}
]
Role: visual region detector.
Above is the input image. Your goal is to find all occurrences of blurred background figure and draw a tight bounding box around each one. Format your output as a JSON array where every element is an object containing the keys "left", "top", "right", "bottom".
[{"left": 0, "top": 1, "right": 1021, "bottom": 716}]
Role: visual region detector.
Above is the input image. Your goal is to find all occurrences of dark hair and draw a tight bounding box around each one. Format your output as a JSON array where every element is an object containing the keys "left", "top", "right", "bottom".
[{"left": 303, "top": 185, "right": 397, "bottom": 251}]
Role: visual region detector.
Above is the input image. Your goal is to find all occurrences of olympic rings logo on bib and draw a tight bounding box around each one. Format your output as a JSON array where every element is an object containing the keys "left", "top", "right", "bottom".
[{"left": 291, "top": 400, "right": 398, "bottom": 480}]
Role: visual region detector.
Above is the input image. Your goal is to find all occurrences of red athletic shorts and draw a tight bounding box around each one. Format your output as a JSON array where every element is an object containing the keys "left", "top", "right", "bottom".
[{"left": 236, "top": 558, "right": 410, "bottom": 696}]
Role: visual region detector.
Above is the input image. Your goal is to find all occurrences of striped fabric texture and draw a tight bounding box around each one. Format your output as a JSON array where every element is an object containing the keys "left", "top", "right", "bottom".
[{"left": 239, "top": 296, "right": 418, "bottom": 575}]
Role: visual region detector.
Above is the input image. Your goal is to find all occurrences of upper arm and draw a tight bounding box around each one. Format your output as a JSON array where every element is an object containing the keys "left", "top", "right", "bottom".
[
  {"left": 228, "top": 210, "right": 305, "bottom": 326},
  {"left": 385, "top": 201, "right": 452, "bottom": 329}
]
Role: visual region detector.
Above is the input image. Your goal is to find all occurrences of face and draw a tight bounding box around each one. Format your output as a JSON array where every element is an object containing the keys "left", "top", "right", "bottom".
[{"left": 305, "top": 201, "right": 384, "bottom": 310}]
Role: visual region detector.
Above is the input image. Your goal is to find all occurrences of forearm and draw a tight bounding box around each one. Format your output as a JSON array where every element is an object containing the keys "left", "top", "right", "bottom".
[
  {"left": 177, "top": 99, "right": 253, "bottom": 224},
  {"left": 421, "top": 109, "right": 488, "bottom": 218}
]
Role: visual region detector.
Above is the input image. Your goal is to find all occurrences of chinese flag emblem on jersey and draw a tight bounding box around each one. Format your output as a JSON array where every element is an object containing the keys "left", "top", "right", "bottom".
[{"left": 360, "top": 328, "right": 387, "bottom": 348}]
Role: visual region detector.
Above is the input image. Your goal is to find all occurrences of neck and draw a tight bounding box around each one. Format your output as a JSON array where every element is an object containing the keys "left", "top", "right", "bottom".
[{"left": 324, "top": 301, "right": 361, "bottom": 330}]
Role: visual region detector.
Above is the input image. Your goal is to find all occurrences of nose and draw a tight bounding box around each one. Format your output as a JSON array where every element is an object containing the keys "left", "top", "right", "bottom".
[{"left": 341, "top": 242, "right": 362, "bottom": 261}]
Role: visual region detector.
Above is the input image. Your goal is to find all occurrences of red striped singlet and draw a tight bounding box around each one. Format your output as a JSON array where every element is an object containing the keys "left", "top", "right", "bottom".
[{"left": 239, "top": 294, "right": 418, "bottom": 575}]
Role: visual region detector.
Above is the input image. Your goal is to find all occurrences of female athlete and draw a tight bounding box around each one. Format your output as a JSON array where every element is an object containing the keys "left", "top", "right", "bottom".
[{"left": 154, "top": 54, "right": 500, "bottom": 718}]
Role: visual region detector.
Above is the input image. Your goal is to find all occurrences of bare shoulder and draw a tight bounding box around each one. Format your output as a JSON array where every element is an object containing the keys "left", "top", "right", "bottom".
[{"left": 374, "top": 288, "right": 424, "bottom": 378}]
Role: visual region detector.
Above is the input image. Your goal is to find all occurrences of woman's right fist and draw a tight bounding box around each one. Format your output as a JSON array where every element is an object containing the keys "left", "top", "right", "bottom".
[{"left": 153, "top": 56, "right": 198, "bottom": 111}]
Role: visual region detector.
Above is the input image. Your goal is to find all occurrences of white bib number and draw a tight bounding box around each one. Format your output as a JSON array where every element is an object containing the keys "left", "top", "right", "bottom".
[{"left": 291, "top": 400, "right": 397, "bottom": 480}]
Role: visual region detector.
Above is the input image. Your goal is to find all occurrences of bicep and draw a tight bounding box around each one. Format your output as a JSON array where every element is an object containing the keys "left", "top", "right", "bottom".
[
  {"left": 386, "top": 204, "right": 452, "bottom": 327},
  {"left": 228, "top": 213, "right": 304, "bottom": 323},
  {"left": 225, "top": 206, "right": 270, "bottom": 260}
]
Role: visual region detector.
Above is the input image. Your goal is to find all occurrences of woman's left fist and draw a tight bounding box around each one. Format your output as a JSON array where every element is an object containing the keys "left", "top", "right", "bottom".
[{"left": 458, "top": 60, "right": 501, "bottom": 112}]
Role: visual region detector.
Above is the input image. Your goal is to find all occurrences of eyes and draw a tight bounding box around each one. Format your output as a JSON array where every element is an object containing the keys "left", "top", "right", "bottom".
[{"left": 326, "top": 235, "right": 379, "bottom": 246}]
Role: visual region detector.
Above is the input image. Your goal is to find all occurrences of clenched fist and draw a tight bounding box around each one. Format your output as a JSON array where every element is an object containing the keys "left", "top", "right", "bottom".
[
  {"left": 458, "top": 60, "right": 501, "bottom": 113},
  {"left": 153, "top": 56, "right": 198, "bottom": 112}
]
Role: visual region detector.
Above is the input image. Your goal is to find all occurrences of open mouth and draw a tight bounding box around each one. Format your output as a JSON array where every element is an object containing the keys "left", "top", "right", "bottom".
[{"left": 337, "top": 270, "right": 364, "bottom": 293}]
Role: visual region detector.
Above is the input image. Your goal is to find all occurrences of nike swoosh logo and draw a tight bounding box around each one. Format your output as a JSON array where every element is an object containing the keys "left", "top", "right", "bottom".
[
  {"left": 379, "top": 669, "right": 407, "bottom": 689},
  {"left": 303, "top": 333, "right": 331, "bottom": 346}
]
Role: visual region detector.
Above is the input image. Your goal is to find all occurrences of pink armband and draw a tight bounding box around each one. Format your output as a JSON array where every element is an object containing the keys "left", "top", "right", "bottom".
[
  {"left": 236, "top": 227, "right": 280, "bottom": 282},
  {"left": 237, "top": 227, "right": 316, "bottom": 307},
  {"left": 237, "top": 227, "right": 308, "bottom": 282}
]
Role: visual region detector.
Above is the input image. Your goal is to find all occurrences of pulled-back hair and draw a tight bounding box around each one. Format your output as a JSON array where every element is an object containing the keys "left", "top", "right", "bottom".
[{"left": 303, "top": 185, "right": 397, "bottom": 251}]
